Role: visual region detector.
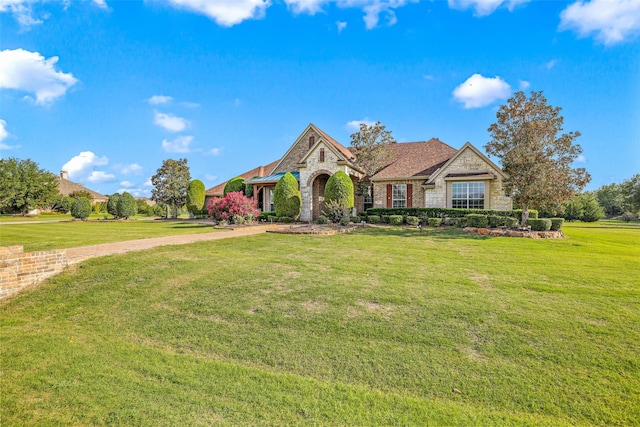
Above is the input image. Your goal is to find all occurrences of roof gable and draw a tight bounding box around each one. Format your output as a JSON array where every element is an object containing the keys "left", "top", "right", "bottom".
[
  {"left": 205, "top": 159, "right": 278, "bottom": 196},
  {"left": 369, "top": 138, "right": 458, "bottom": 180},
  {"left": 426, "top": 142, "right": 507, "bottom": 183},
  {"left": 57, "top": 177, "right": 107, "bottom": 201}
]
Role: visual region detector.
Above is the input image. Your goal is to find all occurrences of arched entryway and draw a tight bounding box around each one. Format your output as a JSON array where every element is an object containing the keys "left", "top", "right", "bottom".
[{"left": 311, "top": 173, "right": 331, "bottom": 220}]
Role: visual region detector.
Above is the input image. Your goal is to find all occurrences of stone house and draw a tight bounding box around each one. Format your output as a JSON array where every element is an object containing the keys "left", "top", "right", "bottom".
[
  {"left": 205, "top": 124, "right": 512, "bottom": 222},
  {"left": 57, "top": 171, "right": 108, "bottom": 204}
]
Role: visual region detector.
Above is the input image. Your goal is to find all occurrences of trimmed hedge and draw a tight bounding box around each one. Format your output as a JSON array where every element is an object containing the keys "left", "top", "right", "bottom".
[
  {"left": 351, "top": 216, "right": 361, "bottom": 223},
  {"left": 324, "top": 171, "right": 354, "bottom": 209},
  {"left": 317, "top": 215, "right": 328, "bottom": 224},
  {"left": 406, "top": 216, "right": 420, "bottom": 226},
  {"left": 550, "top": 218, "right": 564, "bottom": 231},
  {"left": 527, "top": 218, "right": 552, "bottom": 231},
  {"left": 257, "top": 212, "right": 277, "bottom": 221},
  {"left": 186, "top": 179, "right": 206, "bottom": 216},
  {"left": 367, "top": 215, "right": 380, "bottom": 224},
  {"left": 428, "top": 217, "right": 441, "bottom": 227},
  {"left": 504, "top": 217, "right": 519, "bottom": 229},
  {"left": 389, "top": 215, "right": 404, "bottom": 226},
  {"left": 366, "top": 207, "right": 537, "bottom": 220},
  {"left": 466, "top": 214, "right": 488, "bottom": 228},
  {"left": 274, "top": 172, "right": 301, "bottom": 220},
  {"left": 488, "top": 215, "right": 502, "bottom": 228}
]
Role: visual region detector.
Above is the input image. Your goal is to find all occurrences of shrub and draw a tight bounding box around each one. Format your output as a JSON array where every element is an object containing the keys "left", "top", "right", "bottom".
[
  {"left": 339, "top": 216, "right": 350, "bottom": 226},
  {"left": 367, "top": 215, "right": 380, "bottom": 224},
  {"left": 92, "top": 201, "right": 106, "bottom": 214},
  {"left": 54, "top": 196, "right": 73, "bottom": 213},
  {"left": 324, "top": 171, "right": 354, "bottom": 210},
  {"left": 504, "top": 217, "right": 519, "bottom": 229},
  {"left": 324, "top": 199, "right": 350, "bottom": 222},
  {"left": 389, "top": 215, "right": 403, "bottom": 226},
  {"left": 107, "top": 193, "right": 121, "bottom": 218},
  {"left": 428, "top": 217, "right": 441, "bottom": 227},
  {"left": 208, "top": 192, "right": 259, "bottom": 223},
  {"left": 232, "top": 215, "right": 245, "bottom": 225},
  {"left": 278, "top": 216, "right": 295, "bottom": 223},
  {"left": 619, "top": 211, "right": 638, "bottom": 222},
  {"left": 70, "top": 197, "right": 92, "bottom": 220},
  {"left": 581, "top": 195, "right": 604, "bottom": 222},
  {"left": 351, "top": 216, "right": 361, "bottom": 223},
  {"left": 456, "top": 217, "right": 467, "bottom": 228},
  {"left": 441, "top": 217, "right": 455, "bottom": 227},
  {"left": 382, "top": 215, "right": 390, "bottom": 224},
  {"left": 466, "top": 214, "right": 488, "bottom": 228},
  {"left": 528, "top": 210, "right": 539, "bottom": 219},
  {"left": 367, "top": 207, "right": 524, "bottom": 219},
  {"left": 245, "top": 213, "right": 255, "bottom": 224},
  {"left": 488, "top": 215, "right": 503, "bottom": 228},
  {"left": 274, "top": 172, "right": 301, "bottom": 220},
  {"left": 257, "top": 212, "right": 278, "bottom": 222},
  {"left": 116, "top": 192, "right": 137, "bottom": 219},
  {"left": 186, "top": 180, "right": 206, "bottom": 216},
  {"left": 223, "top": 177, "right": 245, "bottom": 196},
  {"left": 244, "top": 183, "right": 254, "bottom": 198},
  {"left": 527, "top": 218, "right": 552, "bottom": 231},
  {"left": 549, "top": 218, "right": 564, "bottom": 231},
  {"left": 317, "top": 215, "right": 328, "bottom": 224},
  {"left": 406, "top": 216, "right": 420, "bottom": 226}
]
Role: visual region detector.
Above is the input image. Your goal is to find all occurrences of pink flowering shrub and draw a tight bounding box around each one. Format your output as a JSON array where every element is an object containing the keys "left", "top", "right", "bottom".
[{"left": 207, "top": 191, "right": 259, "bottom": 223}]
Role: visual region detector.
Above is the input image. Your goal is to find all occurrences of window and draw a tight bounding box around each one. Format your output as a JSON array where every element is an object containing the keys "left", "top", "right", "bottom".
[
  {"left": 319, "top": 148, "right": 325, "bottom": 162},
  {"left": 392, "top": 184, "right": 406, "bottom": 208},
  {"left": 269, "top": 188, "right": 274, "bottom": 212},
  {"left": 309, "top": 136, "right": 315, "bottom": 148},
  {"left": 452, "top": 182, "right": 484, "bottom": 209}
]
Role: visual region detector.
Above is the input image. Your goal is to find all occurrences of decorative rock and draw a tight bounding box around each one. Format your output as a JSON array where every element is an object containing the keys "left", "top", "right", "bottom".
[{"left": 464, "top": 228, "right": 564, "bottom": 239}]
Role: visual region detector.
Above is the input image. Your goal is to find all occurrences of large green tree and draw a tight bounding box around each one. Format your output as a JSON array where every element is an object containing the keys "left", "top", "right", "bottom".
[
  {"left": 621, "top": 174, "right": 640, "bottom": 213},
  {"left": 485, "top": 91, "right": 590, "bottom": 226},
  {"left": 116, "top": 192, "right": 137, "bottom": 219},
  {"left": 595, "top": 183, "right": 625, "bottom": 218},
  {"left": 0, "top": 158, "right": 60, "bottom": 214},
  {"left": 186, "top": 179, "right": 206, "bottom": 216},
  {"left": 349, "top": 121, "right": 396, "bottom": 198},
  {"left": 151, "top": 158, "right": 191, "bottom": 218}
]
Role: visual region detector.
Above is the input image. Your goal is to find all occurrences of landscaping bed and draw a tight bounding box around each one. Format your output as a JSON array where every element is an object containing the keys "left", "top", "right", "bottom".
[{"left": 463, "top": 227, "right": 565, "bottom": 238}]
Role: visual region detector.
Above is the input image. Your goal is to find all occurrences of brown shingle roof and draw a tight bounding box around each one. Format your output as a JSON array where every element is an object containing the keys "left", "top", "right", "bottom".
[
  {"left": 314, "top": 126, "right": 355, "bottom": 161},
  {"left": 369, "top": 138, "right": 458, "bottom": 180},
  {"left": 57, "top": 177, "right": 108, "bottom": 202},
  {"left": 205, "top": 159, "right": 278, "bottom": 196}
]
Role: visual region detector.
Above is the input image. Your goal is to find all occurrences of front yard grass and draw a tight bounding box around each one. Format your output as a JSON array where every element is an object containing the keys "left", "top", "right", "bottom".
[
  {"left": 0, "top": 220, "right": 217, "bottom": 251},
  {"left": 1, "top": 224, "right": 638, "bottom": 425}
]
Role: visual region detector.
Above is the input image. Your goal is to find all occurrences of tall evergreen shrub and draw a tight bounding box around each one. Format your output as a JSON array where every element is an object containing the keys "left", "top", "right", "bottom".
[
  {"left": 186, "top": 179, "right": 206, "bottom": 216},
  {"left": 324, "top": 171, "right": 354, "bottom": 210},
  {"left": 273, "top": 172, "right": 301, "bottom": 220},
  {"left": 223, "top": 177, "right": 245, "bottom": 196}
]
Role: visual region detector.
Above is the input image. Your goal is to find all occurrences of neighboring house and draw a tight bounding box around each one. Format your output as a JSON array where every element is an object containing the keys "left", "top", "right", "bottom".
[
  {"left": 57, "top": 171, "right": 108, "bottom": 204},
  {"left": 205, "top": 124, "right": 512, "bottom": 222}
]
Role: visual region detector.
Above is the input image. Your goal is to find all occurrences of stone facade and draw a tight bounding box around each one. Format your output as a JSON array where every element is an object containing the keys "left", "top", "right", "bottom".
[
  {"left": 298, "top": 141, "right": 362, "bottom": 221},
  {"left": 424, "top": 145, "right": 512, "bottom": 210},
  {"left": 273, "top": 128, "right": 321, "bottom": 174},
  {"left": 1, "top": 245, "right": 67, "bottom": 300}
]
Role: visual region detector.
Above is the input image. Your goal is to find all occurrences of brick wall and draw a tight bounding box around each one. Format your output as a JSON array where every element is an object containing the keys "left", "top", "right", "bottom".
[{"left": 0, "top": 246, "right": 67, "bottom": 300}]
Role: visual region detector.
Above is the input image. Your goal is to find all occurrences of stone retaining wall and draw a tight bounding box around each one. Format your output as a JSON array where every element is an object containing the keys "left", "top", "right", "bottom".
[{"left": 0, "top": 246, "right": 67, "bottom": 300}]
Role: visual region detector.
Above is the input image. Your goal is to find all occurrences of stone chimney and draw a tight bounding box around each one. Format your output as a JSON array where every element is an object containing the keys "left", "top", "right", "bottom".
[{"left": 60, "top": 171, "right": 68, "bottom": 180}]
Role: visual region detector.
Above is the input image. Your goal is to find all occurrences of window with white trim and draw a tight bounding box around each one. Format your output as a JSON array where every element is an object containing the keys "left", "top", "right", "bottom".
[
  {"left": 269, "top": 188, "right": 274, "bottom": 212},
  {"left": 392, "top": 184, "right": 406, "bottom": 208},
  {"left": 452, "top": 182, "right": 484, "bottom": 209}
]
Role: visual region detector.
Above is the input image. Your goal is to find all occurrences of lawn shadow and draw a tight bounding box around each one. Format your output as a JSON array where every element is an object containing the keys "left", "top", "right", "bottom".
[
  {"left": 168, "top": 224, "right": 214, "bottom": 229},
  {"left": 354, "top": 226, "right": 491, "bottom": 240}
]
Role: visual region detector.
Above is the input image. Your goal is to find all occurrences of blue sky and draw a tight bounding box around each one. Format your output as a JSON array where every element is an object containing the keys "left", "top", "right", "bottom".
[{"left": 1, "top": 0, "right": 639, "bottom": 197}]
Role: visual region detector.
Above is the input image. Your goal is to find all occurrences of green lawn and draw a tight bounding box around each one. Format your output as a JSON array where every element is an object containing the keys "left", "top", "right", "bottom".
[
  {"left": 1, "top": 224, "right": 638, "bottom": 425},
  {"left": 0, "top": 220, "right": 217, "bottom": 251}
]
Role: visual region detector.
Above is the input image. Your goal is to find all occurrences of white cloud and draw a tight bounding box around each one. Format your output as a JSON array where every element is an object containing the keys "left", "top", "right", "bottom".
[
  {"left": 160, "top": 0, "right": 271, "bottom": 27},
  {"left": 447, "top": 0, "right": 530, "bottom": 16},
  {"left": 148, "top": 95, "right": 173, "bottom": 105},
  {"left": 205, "top": 174, "right": 218, "bottom": 182},
  {"left": 346, "top": 118, "right": 376, "bottom": 131},
  {"left": 153, "top": 111, "right": 189, "bottom": 132},
  {"left": 120, "top": 180, "right": 135, "bottom": 188},
  {"left": 162, "top": 135, "right": 193, "bottom": 153},
  {"left": 576, "top": 154, "right": 587, "bottom": 163},
  {"left": 116, "top": 163, "right": 143, "bottom": 175},
  {"left": 0, "top": 119, "right": 19, "bottom": 151},
  {"left": 336, "top": 20, "right": 347, "bottom": 33},
  {"left": 62, "top": 151, "right": 109, "bottom": 179},
  {"left": 423, "top": 74, "right": 435, "bottom": 80},
  {"left": 117, "top": 187, "right": 149, "bottom": 197},
  {"left": 143, "top": 178, "right": 153, "bottom": 187},
  {"left": 0, "top": 0, "right": 44, "bottom": 28},
  {"left": 206, "top": 147, "right": 222, "bottom": 156},
  {"left": 93, "top": 0, "right": 108, "bottom": 9},
  {"left": 0, "top": 49, "right": 78, "bottom": 105},
  {"left": 519, "top": 80, "right": 531, "bottom": 89},
  {"left": 545, "top": 59, "right": 558, "bottom": 70},
  {"left": 87, "top": 171, "right": 116, "bottom": 183},
  {"left": 559, "top": 0, "right": 640, "bottom": 46},
  {"left": 452, "top": 73, "right": 511, "bottom": 108},
  {"left": 285, "top": 0, "right": 417, "bottom": 29}
]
